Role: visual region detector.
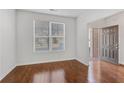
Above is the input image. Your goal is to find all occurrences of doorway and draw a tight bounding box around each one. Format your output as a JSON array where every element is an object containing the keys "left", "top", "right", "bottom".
[{"left": 89, "top": 25, "right": 119, "bottom": 64}]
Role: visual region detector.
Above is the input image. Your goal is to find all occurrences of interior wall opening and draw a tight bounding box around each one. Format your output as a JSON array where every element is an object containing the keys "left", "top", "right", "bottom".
[{"left": 89, "top": 25, "right": 119, "bottom": 64}]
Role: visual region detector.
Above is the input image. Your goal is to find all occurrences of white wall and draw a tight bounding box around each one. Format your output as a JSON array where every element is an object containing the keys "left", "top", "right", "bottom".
[
  {"left": 76, "top": 10, "right": 122, "bottom": 65},
  {"left": 16, "top": 10, "right": 76, "bottom": 65},
  {"left": 0, "top": 9, "right": 122, "bottom": 80},
  {"left": 0, "top": 10, "right": 16, "bottom": 80}
]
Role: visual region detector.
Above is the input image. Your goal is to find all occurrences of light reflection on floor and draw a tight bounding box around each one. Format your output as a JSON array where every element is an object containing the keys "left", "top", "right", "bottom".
[
  {"left": 88, "top": 59, "right": 101, "bottom": 83},
  {"left": 88, "top": 61, "right": 95, "bottom": 83},
  {"left": 33, "top": 69, "right": 66, "bottom": 83}
]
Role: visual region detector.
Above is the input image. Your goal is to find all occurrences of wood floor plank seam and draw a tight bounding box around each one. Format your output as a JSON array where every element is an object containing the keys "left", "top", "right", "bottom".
[{"left": 0, "top": 60, "right": 88, "bottom": 83}]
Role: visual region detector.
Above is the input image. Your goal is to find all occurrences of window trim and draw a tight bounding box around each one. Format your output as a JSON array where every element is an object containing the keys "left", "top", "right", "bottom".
[{"left": 33, "top": 20, "right": 65, "bottom": 53}]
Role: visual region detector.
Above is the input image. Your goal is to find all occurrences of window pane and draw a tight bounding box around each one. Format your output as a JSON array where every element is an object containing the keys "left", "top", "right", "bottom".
[
  {"left": 112, "top": 50, "right": 114, "bottom": 58},
  {"left": 35, "top": 21, "right": 49, "bottom": 36},
  {"left": 52, "top": 37, "right": 64, "bottom": 51},
  {"left": 109, "top": 49, "right": 111, "bottom": 58},
  {"left": 51, "top": 23, "right": 64, "bottom": 36},
  {"left": 35, "top": 37, "right": 49, "bottom": 51},
  {"left": 102, "top": 48, "right": 104, "bottom": 57}
]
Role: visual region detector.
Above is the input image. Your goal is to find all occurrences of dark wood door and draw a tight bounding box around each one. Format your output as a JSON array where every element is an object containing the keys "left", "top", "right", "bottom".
[
  {"left": 101, "top": 25, "right": 118, "bottom": 64},
  {"left": 92, "top": 28, "right": 99, "bottom": 58}
]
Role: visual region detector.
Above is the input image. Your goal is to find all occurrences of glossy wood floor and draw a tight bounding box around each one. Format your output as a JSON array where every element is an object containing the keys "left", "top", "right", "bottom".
[
  {"left": 0, "top": 60, "right": 88, "bottom": 83},
  {"left": 88, "top": 59, "right": 124, "bottom": 83},
  {"left": 1, "top": 59, "right": 124, "bottom": 83}
]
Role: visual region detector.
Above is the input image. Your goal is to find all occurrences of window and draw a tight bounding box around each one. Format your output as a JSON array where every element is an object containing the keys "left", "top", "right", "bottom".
[{"left": 33, "top": 20, "right": 65, "bottom": 52}]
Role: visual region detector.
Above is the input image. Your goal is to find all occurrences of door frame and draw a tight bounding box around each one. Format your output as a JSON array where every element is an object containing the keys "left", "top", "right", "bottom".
[{"left": 89, "top": 25, "right": 119, "bottom": 64}]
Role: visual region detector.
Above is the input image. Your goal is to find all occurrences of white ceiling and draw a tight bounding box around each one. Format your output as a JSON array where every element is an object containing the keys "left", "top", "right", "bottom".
[{"left": 25, "top": 9, "right": 123, "bottom": 18}]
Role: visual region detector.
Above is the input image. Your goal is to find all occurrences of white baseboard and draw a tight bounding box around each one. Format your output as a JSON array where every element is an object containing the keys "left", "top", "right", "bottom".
[
  {"left": 76, "top": 58, "right": 89, "bottom": 66},
  {"left": 0, "top": 65, "right": 16, "bottom": 81},
  {"left": 17, "top": 58, "right": 76, "bottom": 66},
  {"left": 17, "top": 58, "right": 89, "bottom": 66}
]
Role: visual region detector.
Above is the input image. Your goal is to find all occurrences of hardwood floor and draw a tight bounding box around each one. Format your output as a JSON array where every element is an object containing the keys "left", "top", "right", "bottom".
[
  {"left": 0, "top": 60, "right": 88, "bottom": 83},
  {"left": 88, "top": 60, "right": 124, "bottom": 83},
  {"left": 1, "top": 59, "right": 124, "bottom": 83}
]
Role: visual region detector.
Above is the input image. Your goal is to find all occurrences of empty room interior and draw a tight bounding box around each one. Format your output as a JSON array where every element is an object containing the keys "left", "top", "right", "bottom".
[{"left": 1, "top": 9, "right": 124, "bottom": 83}]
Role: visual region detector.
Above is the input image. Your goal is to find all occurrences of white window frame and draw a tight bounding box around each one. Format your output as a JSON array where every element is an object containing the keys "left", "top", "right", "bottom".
[{"left": 33, "top": 20, "right": 65, "bottom": 52}]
